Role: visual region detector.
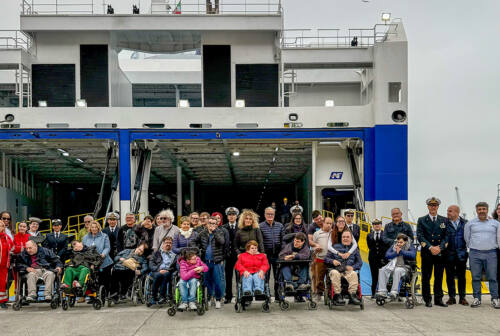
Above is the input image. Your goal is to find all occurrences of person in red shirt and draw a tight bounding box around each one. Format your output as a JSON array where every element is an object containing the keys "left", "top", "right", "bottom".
[
  {"left": 0, "top": 220, "right": 14, "bottom": 308},
  {"left": 14, "top": 221, "right": 30, "bottom": 254},
  {"left": 235, "top": 240, "right": 269, "bottom": 296}
]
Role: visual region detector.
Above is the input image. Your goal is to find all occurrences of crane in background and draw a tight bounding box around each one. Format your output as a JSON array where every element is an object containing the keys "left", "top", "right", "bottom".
[{"left": 455, "top": 186, "right": 467, "bottom": 219}]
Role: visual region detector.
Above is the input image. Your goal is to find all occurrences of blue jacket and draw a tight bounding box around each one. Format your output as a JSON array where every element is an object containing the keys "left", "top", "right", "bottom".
[
  {"left": 259, "top": 221, "right": 285, "bottom": 255},
  {"left": 113, "top": 249, "right": 149, "bottom": 274},
  {"left": 17, "top": 246, "right": 63, "bottom": 273},
  {"left": 172, "top": 231, "right": 198, "bottom": 255},
  {"left": 83, "top": 232, "right": 113, "bottom": 269},
  {"left": 445, "top": 217, "right": 467, "bottom": 261},
  {"left": 324, "top": 244, "right": 363, "bottom": 271},
  {"left": 385, "top": 243, "right": 417, "bottom": 262}
]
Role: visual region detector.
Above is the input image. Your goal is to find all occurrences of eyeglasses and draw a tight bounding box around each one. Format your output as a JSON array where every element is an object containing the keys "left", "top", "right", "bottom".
[
  {"left": 345, "top": 214, "right": 354, "bottom": 217},
  {"left": 295, "top": 217, "right": 302, "bottom": 220},
  {"left": 1, "top": 217, "right": 11, "bottom": 221},
  {"left": 84, "top": 220, "right": 92, "bottom": 223},
  {"left": 337, "top": 220, "right": 346, "bottom": 223},
  {"left": 158, "top": 217, "right": 169, "bottom": 220},
  {"left": 265, "top": 213, "right": 274, "bottom": 216}
]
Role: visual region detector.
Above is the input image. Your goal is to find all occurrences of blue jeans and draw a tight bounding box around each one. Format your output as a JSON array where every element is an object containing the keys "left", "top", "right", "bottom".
[
  {"left": 242, "top": 272, "right": 264, "bottom": 294},
  {"left": 469, "top": 249, "right": 498, "bottom": 300},
  {"left": 206, "top": 262, "right": 224, "bottom": 300},
  {"left": 281, "top": 265, "right": 308, "bottom": 286},
  {"left": 152, "top": 271, "right": 171, "bottom": 299},
  {"left": 179, "top": 278, "right": 199, "bottom": 303}
]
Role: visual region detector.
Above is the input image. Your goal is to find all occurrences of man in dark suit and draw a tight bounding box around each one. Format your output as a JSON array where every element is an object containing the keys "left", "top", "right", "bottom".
[
  {"left": 222, "top": 207, "right": 239, "bottom": 304},
  {"left": 444, "top": 205, "right": 468, "bottom": 306},
  {"left": 345, "top": 210, "right": 361, "bottom": 242},
  {"left": 417, "top": 197, "right": 448, "bottom": 307},
  {"left": 102, "top": 212, "right": 123, "bottom": 260},
  {"left": 42, "top": 219, "right": 69, "bottom": 261},
  {"left": 366, "top": 219, "right": 389, "bottom": 298}
]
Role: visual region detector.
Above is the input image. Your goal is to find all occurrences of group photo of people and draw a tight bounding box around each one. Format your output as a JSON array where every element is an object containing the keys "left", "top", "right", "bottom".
[{"left": 0, "top": 196, "right": 499, "bottom": 313}]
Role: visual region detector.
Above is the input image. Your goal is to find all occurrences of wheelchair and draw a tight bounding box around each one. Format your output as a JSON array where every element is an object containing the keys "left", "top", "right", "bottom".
[
  {"left": 375, "top": 261, "right": 421, "bottom": 309},
  {"left": 275, "top": 259, "right": 317, "bottom": 311},
  {"left": 324, "top": 267, "right": 364, "bottom": 310},
  {"left": 234, "top": 270, "right": 272, "bottom": 313},
  {"left": 167, "top": 247, "right": 208, "bottom": 316},
  {"left": 12, "top": 267, "right": 61, "bottom": 311},
  {"left": 145, "top": 262, "right": 176, "bottom": 308},
  {"left": 61, "top": 265, "right": 106, "bottom": 311},
  {"left": 108, "top": 270, "right": 146, "bottom": 307}
]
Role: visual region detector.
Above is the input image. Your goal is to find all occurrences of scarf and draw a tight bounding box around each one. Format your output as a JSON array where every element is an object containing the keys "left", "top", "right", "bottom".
[{"left": 180, "top": 228, "right": 193, "bottom": 239}]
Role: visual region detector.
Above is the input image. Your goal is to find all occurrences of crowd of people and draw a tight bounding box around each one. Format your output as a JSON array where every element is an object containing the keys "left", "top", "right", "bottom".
[{"left": 0, "top": 196, "right": 499, "bottom": 311}]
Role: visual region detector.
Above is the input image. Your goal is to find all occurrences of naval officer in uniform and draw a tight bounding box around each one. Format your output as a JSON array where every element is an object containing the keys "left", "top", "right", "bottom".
[{"left": 417, "top": 197, "right": 448, "bottom": 307}]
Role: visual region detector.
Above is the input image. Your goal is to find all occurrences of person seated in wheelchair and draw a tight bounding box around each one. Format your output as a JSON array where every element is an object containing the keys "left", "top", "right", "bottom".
[
  {"left": 110, "top": 242, "right": 149, "bottom": 301},
  {"left": 234, "top": 240, "right": 269, "bottom": 297},
  {"left": 17, "top": 240, "right": 63, "bottom": 302},
  {"left": 61, "top": 240, "right": 103, "bottom": 302},
  {"left": 324, "top": 231, "right": 362, "bottom": 305},
  {"left": 278, "top": 232, "right": 311, "bottom": 294},
  {"left": 149, "top": 236, "right": 176, "bottom": 306},
  {"left": 178, "top": 249, "right": 208, "bottom": 310},
  {"left": 376, "top": 233, "right": 416, "bottom": 300}
]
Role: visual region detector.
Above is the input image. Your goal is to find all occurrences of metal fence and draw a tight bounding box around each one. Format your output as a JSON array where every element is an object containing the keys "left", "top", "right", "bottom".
[
  {"left": 0, "top": 30, "right": 36, "bottom": 56},
  {"left": 21, "top": 0, "right": 282, "bottom": 15},
  {"left": 282, "top": 24, "right": 399, "bottom": 48}
]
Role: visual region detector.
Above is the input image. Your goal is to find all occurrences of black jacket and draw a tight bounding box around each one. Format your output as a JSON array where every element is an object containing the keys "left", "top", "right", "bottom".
[
  {"left": 234, "top": 226, "right": 264, "bottom": 254},
  {"left": 67, "top": 246, "right": 103, "bottom": 269},
  {"left": 42, "top": 232, "right": 69, "bottom": 259},
  {"left": 191, "top": 227, "right": 226, "bottom": 263},
  {"left": 417, "top": 214, "right": 448, "bottom": 255},
  {"left": 149, "top": 249, "right": 177, "bottom": 272},
  {"left": 17, "top": 246, "right": 63, "bottom": 273},
  {"left": 222, "top": 222, "right": 239, "bottom": 259},
  {"left": 367, "top": 231, "right": 389, "bottom": 265},
  {"left": 383, "top": 221, "right": 414, "bottom": 245},
  {"left": 103, "top": 226, "right": 124, "bottom": 259},
  {"left": 347, "top": 224, "right": 361, "bottom": 242}
]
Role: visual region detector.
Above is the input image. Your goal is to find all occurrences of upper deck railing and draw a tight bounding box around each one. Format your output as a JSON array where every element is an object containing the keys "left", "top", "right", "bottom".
[
  {"left": 21, "top": 0, "right": 282, "bottom": 15},
  {"left": 282, "top": 24, "right": 399, "bottom": 48},
  {"left": 0, "top": 30, "right": 36, "bottom": 56}
]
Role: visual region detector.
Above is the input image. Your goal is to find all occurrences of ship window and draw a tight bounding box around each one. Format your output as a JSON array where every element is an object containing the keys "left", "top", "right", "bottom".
[{"left": 388, "top": 82, "right": 402, "bottom": 103}]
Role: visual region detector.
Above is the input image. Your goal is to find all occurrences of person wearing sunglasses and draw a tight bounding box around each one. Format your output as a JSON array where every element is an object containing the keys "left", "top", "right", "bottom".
[
  {"left": 152, "top": 209, "right": 180, "bottom": 252},
  {"left": 0, "top": 211, "right": 13, "bottom": 241},
  {"left": 344, "top": 210, "right": 360, "bottom": 242}
]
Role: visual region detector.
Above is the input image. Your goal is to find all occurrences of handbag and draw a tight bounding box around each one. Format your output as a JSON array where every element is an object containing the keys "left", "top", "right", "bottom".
[{"left": 122, "top": 258, "right": 139, "bottom": 270}]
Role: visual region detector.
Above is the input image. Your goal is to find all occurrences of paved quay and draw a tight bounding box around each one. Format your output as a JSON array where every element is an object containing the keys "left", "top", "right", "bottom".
[{"left": 1, "top": 295, "right": 499, "bottom": 336}]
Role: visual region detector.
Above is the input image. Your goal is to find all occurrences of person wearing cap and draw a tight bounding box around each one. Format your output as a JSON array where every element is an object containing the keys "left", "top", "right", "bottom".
[
  {"left": 27, "top": 217, "right": 42, "bottom": 237},
  {"left": 383, "top": 208, "right": 415, "bottom": 245},
  {"left": 42, "top": 219, "right": 70, "bottom": 261},
  {"left": 464, "top": 202, "right": 500, "bottom": 309},
  {"left": 344, "top": 210, "right": 360, "bottom": 242},
  {"left": 290, "top": 200, "right": 304, "bottom": 215},
  {"left": 102, "top": 212, "right": 124, "bottom": 260},
  {"left": 222, "top": 207, "right": 239, "bottom": 304},
  {"left": 417, "top": 197, "right": 448, "bottom": 307},
  {"left": 366, "top": 219, "right": 389, "bottom": 298}
]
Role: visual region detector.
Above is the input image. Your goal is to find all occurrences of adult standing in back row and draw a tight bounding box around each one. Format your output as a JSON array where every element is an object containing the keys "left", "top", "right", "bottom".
[
  {"left": 464, "top": 202, "right": 500, "bottom": 309},
  {"left": 417, "top": 197, "right": 448, "bottom": 308},
  {"left": 259, "top": 207, "right": 285, "bottom": 297}
]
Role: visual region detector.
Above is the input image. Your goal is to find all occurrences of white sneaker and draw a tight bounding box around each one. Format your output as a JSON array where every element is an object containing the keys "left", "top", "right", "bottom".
[
  {"left": 178, "top": 302, "right": 188, "bottom": 310},
  {"left": 492, "top": 299, "right": 500, "bottom": 309},
  {"left": 215, "top": 300, "right": 221, "bottom": 309},
  {"left": 389, "top": 292, "right": 398, "bottom": 299},
  {"left": 188, "top": 302, "right": 197, "bottom": 310},
  {"left": 471, "top": 298, "right": 481, "bottom": 308}
]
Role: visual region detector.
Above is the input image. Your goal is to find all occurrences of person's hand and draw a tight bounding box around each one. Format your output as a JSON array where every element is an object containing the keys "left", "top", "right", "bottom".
[
  {"left": 26, "top": 267, "right": 35, "bottom": 273},
  {"left": 101, "top": 254, "right": 105, "bottom": 258},
  {"left": 314, "top": 247, "right": 322, "bottom": 252},
  {"left": 135, "top": 270, "right": 141, "bottom": 275},
  {"left": 55, "top": 267, "right": 62, "bottom": 274},
  {"left": 258, "top": 270, "right": 265, "bottom": 280},
  {"left": 194, "top": 267, "right": 203, "bottom": 273},
  {"left": 90, "top": 265, "right": 95, "bottom": 270},
  {"left": 341, "top": 252, "right": 351, "bottom": 260},
  {"left": 243, "top": 271, "right": 251, "bottom": 278},
  {"left": 285, "top": 255, "right": 294, "bottom": 261},
  {"left": 120, "top": 258, "right": 125, "bottom": 261},
  {"left": 333, "top": 260, "right": 341, "bottom": 266},
  {"left": 346, "top": 266, "right": 353, "bottom": 272},
  {"left": 395, "top": 246, "right": 401, "bottom": 254},
  {"left": 160, "top": 269, "right": 167, "bottom": 274},
  {"left": 430, "top": 246, "right": 440, "bottom": 255}
]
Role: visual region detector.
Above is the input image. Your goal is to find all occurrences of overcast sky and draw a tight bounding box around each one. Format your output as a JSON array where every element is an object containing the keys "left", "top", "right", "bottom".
[{"left": 3, "top": 0, "right": 500, "bottom": 220}]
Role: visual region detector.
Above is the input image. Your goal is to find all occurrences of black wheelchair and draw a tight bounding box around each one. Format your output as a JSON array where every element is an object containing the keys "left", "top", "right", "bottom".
[
  {"left": 61, "top": 265, "right": 106, "bottom": 310},
  {"left": 12, "top": 267, "right": 61, "bottom": 311},
  {"left": 234, "top": 270, "right": 272, "bottom": 313},
  {"left": 324, "top": 267, "right": 364, "bottom": 310},
  {"left": 275, "top": 259, "right": 317, "bottom": 311},
  {"left": 375, "top": 260, "right": 421, "bottom": 309}
]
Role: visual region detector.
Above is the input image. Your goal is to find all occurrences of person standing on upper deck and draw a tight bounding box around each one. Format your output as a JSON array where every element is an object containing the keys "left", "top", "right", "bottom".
[
  {"left": 417, "top": 197, "right": 448, "bottom": 308},
  {"left": 464, "top": 202, "right": 500, "bottom": 309}
]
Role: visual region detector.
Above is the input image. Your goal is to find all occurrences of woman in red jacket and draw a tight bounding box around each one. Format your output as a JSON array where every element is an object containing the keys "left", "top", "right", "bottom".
[
  {"left": 235, "top": 240, "right": 269, "bottom": 296},
  {"left": 0, "top": 220, "right": 14, "bottom": 308},
  {"left": 13, "top": 221, "right": 30, "bottom": 254}
]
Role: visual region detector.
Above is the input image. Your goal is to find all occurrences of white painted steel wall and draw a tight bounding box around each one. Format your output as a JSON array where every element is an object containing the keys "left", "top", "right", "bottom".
[
  {"left": 109, "top": 48, "right": 132, "bottom": 107},
  {"left": 289, "top": 83, "right": 361, "bottom": 107}
]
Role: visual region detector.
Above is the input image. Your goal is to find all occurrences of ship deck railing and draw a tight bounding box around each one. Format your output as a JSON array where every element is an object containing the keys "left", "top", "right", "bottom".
[
  {"left": 0, "top": 30, "right": 36, "bottom": 56},
  {"left": 281, "top": 24, "right": 399, "bottom": 49},
  {"left": 21, "top": 0, "right": 282, "bottom": 16}
]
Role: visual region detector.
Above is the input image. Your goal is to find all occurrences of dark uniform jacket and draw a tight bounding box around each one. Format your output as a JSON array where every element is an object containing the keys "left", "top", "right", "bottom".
[
  {"left": 383, "top": 221, "right": 414, "bottom": 245},
  {"left": 42, "top": 232, "right": 69, "bottom": 259},
  {"left": 103, "top": 225, "right": 124, "bottom": 259},
  {"left": 222, "top": 222, "right": 239, "bottom": 260},
  {"left": 444, "top": 217, "right": 467, "bottom": 261},
  {"left": 367, "top": 230, "right": 389, "bottom": 265},
  {"left": 347, "top": 223, "right": 361, "bottom": 242},
  {"left": 417, "top": 215, "right": 448, "bottom": 256}
]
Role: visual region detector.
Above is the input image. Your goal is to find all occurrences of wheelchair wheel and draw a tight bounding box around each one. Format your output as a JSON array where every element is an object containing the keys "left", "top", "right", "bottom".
[
  {"left": 376, "top": 298, "right": 385, "bottom": 306},
  {"left": 405, "top": 298, "right": 414, "bottom": 309},
  {"left": 50, "top": 300, "right": 58, "bottom": 309},
  {"left": 328, "top": 300, "right": 334, "bottom": 310},
  {"left": 279, "top": 301, "right": 290, "bottom": 311},
  {"left": 235, "top": 302, "right": 243, "bottom": 313},
  {"left": 360, "top": 301, "right": 364, "bottom": 310},
  {"left": 196, "top": 306, "right": 205, "bottom": 316},
  {"left": 62, "top": 300, "right": 69, "bottom": 311},
  {"left": 93, "top": 299, "right": 102, "bottom": 310},
  {"left": 307, "top": 301, "right": 317, "bottom": 310},
  {"left": 167, "top": 307, "right": 176, "bottom": 316},
  {"left": 12, "top": 302, "right": 21, "bottom": 311},
  {"left": 68, "top": 296, "right": 76, "bottom": 307},
  {"left": 261, "top": 303, "right": 270, "bottom": 313},
  {"left": 410, "top": 270, "right": 422, "bottom": 306}
]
